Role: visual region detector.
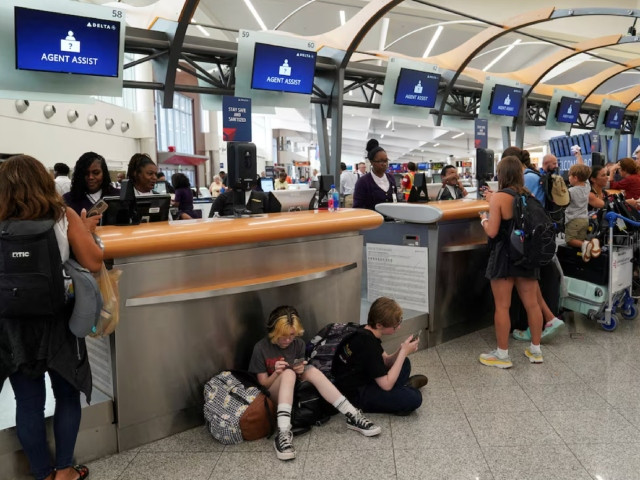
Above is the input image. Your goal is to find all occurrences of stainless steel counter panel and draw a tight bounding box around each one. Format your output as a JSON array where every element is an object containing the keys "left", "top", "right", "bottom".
[
  {"left": 362, "top": 219, "right": 493, "bottom": 347},
  {"left": 112, "top": 233, "right": 363, "bottom": 450}
]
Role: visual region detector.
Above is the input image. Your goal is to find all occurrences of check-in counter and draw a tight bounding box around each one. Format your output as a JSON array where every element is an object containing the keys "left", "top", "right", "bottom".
[
  {"left": 363, "top": 199, "right": 494, "bottom": 347},
  {"left": 96, "top": 209, "right": 382, "bottom": 451}
]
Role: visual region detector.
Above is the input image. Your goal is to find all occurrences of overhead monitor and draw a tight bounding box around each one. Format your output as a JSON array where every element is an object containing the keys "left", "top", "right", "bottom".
[
  {"left": 388, "top": 163, "right": 402, "bottom": 173},
  {"left": 393, "top": 68, "right": 440, "bottom": 108},
  {"left": 489, "top": 84, "right": 523, "bottom": 117},
  {"left": 417, "top": 162, "right": 428, "bottom": 171},
  {"left": 267, "top": 189, "right": 316, "bottom": 213},
  {"left": 14, "top": 6, "right": 121, "bottom": 78},
  {"left": 604, "top": 105, "right": 625, "bottom": 129},
  {"left": 251, "top": 43, "right": 317, "bottom": 95},
  {"left": 556, "top": 96, "right": 582, "bottom": 124}
]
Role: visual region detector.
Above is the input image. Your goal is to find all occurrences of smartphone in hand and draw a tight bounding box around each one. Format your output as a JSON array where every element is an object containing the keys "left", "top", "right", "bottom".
[
  {"left": 410, "top": 330, "right": 421, "bottom": 342},
  {"left": 87, "top": 199, "right": 108, "bottom": 217},
  {"left": 292, "top": 358, "right": 305, "bottom": 367}
]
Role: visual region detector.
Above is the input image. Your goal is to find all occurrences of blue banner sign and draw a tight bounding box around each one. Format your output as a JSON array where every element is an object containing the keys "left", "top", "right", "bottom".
[{"left": 223, "top": 96, "right": 252, "bottom": 142}]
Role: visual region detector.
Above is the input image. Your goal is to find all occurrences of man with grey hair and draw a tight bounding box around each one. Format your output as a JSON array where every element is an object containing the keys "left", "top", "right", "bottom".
[{"left": 633, "top": 145, "right": 640, "bottom": 168}]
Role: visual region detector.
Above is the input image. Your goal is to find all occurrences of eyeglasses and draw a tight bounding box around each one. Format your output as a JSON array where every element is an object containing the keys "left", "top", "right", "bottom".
[
  {"left": 372, "top": 159, "right": 389, "bottom": 164},
  {"left": 392, "top": 318, "right": 403, "bottom": 329}
]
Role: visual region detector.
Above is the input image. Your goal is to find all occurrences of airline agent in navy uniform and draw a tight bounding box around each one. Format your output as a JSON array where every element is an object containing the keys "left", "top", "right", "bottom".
[{"left": 353, "top": 139, "right": 399, "bottom": 210}]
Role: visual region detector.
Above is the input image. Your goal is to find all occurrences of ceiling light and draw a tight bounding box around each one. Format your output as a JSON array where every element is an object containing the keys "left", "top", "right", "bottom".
[
  {"left": 385, "top": 120, "right": 391, "bottom": 128},
  {"left": 433, "top": 143, "right": 440, "bottom": 147},
  {"left": 43, "top": 104, "right": 56, "bottom": 119},
  {"left": 483, "top": 38, "right": 521, "bottom": 72},
  {"left": 339, "top": 10, "right": 346, "bottom": 26},
  {"left": 87, "top": 114, "right": 98, "bottom": 127},
  {"left": 348, "top": 90, "right": 353, "bottom": 96},
  {"left": 196, "top": 25, "right": 210, "bottom": 37},
  {"left": 422, "top": 25, "right": 443, "bottom": 58},
  {"left": 105, "top": 118, "right": 114, "bottom": 130},
  {"left": 452, "top": 132, "right": 464, "bottom": 139},
  {"left": 380, "top": 134, "right": 385, "bottom": 139},
  {"left": 243, "top": 0, "right": 267, "bottom": 30},
  {"left": 15, "top": 99, "right": 29, "bottom": 113},
  {"left": 67, "top": 109, "right": 79, "bottom": 123},
  {"left": 379, "top": 17, "right": 389, "bottom": 51},
  {"left": 121, "top": 122, "right": 130, "bottom": 133}
]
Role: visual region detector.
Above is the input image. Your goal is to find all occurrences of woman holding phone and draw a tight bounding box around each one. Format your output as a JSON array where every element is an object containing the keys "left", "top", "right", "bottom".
[{"left": 63, "top": 152, "right": 119, "bottom": 230}]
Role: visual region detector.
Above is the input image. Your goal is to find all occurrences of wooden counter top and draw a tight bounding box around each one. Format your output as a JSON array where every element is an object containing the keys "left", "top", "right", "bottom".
[
  {"left": 431, "top": 199, "right": 489, "bottom": 221},
  {"left": 376, "top": 199, "right": 489, "bottom": 223},
  {"left": 96, "top": 209, "right": 383, "bottom": 259}
]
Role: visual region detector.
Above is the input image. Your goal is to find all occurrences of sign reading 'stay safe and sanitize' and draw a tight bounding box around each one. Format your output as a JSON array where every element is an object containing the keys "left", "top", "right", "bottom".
[
  {"left": 250, "top": 43, "right": 317, "bottom": 95},
  {"left": 14, "top": 6, "right": 121, "bottom": 77}
]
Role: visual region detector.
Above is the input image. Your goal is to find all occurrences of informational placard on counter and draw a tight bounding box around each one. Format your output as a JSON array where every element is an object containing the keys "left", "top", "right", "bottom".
[
  {"left": 366, "top": 243, "right": 429, "bottom": 312},
  {"left": 611, "top": 247, "right": 633, "bottom": 292}
]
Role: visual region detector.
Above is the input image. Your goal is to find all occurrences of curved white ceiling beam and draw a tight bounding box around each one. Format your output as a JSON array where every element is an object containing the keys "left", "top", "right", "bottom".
[
  {"left": 274, "top": 0, "right": 317, "bottom": 31},
  {"left": 384, "top": 20, "right": 482, "bottom": 51}
]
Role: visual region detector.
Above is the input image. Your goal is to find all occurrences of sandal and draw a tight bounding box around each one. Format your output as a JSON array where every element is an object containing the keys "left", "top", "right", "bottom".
[{"left": 71, "top": 465, "right": 89, "bottom": 480}]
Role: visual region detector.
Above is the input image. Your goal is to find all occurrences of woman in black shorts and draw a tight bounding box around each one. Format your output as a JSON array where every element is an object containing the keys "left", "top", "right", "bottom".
[{"left": 478, "top": 156, "right": 544, "bottom": 369}]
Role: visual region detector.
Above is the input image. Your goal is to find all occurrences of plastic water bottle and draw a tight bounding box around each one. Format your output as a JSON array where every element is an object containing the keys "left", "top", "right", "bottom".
[{"left": 328, "top": 184, "right": 339, "bottom": 212}]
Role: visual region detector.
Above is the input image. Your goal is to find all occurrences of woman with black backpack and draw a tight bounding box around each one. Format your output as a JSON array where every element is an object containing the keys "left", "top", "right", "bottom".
[
  {"left": 0, "top": 156, "right": 103, "bottom": 480},
  {"left": 478, "top": 156, "right": 544, "bottom": 369}
]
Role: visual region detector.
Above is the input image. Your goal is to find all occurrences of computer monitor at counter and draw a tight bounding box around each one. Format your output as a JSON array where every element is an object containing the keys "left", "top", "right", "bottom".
[
  {"left": 267, "top": 189, "right": 316, "bottom": 213},
  {"left": 101, "top": 194, "right": 171, "bottom": 225}
]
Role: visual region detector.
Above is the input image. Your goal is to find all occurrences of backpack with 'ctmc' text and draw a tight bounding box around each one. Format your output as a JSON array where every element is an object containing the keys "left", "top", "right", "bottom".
[
  {"left": 503, "top": 189, "right": 556, "bottom": 269},
  {"left": 306, "top": 322, "right": 360, "bottom": 381},
  {"left": 0, "top": 219, "right": 65, "bottom": 320}
]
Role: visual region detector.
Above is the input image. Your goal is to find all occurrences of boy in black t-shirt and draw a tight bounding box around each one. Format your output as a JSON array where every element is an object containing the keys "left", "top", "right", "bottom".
[{"left": 332, "top": 297, "right": 427, "bottom": 415}]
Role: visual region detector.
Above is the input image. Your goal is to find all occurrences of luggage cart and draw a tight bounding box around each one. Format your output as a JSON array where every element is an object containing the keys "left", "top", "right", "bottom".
[{"left": 559, "top": 211, "right": 637, "bottom": 331}]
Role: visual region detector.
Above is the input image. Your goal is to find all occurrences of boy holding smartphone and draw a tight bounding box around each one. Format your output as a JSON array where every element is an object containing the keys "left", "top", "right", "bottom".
[{"left": 332, "top": 297, "right": 427, "bottom": 415}]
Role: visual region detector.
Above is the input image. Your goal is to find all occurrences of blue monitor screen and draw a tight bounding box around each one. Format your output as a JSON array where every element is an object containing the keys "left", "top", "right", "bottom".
[
  {"left": 556, "top": 96, "right": 581, "bottom": 124},
  {"left": 393, "top": 68, "right": 440, "bottom": 108},
  {"left": 604, "top": 106, "right": 625, "bottom": 129},
  {"left": 417, "top": 162, "right": 428, "bottom": 170},
  {"left": 14, "top": 7, "right": 121, "bottom": 78},
  {"left": 489, "top": 84, "right": 523, "bottom": 117},
  {"left": 251, "top": 43, "right": 317, "bottom": 95},
  {"left": 388, "top": 163, "right": 402, "bottom": 173}
]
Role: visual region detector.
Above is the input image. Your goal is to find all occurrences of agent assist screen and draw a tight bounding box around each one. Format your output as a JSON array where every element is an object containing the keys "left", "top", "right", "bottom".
[
  {"left": 14, "top": 6, "right": 121, "bottom": 77},
  {"left": 556, "top": 96, "right": 582, "bottom": 124},
  {"left": 604, "top": 106, "right": 625, "bottom": 129},
  {"left": 251, "top": 43, "right": 317, "bottom": 95},
  {"left": 489, "top": 84, "right": 523, "bottom": 117},
  {"left": 393, "top": 68, "right": 440, "bottom": 108}
]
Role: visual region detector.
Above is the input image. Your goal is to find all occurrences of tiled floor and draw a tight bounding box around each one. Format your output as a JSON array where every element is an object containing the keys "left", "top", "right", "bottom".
[{"left": 86, "top": 313, "right": 640, "bottom": 480}]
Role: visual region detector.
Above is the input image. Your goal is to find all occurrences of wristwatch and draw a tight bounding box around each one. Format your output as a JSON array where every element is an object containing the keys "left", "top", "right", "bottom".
[{"left": 91, "top": 233, "right": 104, "bottom": 251}]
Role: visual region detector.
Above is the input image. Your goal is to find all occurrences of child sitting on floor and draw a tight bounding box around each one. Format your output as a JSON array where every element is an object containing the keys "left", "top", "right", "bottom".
[{"left": 248, "top": 306, "right": 380, "bottom": 461}]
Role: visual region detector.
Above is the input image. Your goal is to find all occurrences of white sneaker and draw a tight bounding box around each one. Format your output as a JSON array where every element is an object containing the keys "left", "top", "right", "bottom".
[
  {"left": 590, "top": 238, "right": 601, "bottom": 258},
  {"left": 581, "top": 240, "right": 592, "bottom": 262}
]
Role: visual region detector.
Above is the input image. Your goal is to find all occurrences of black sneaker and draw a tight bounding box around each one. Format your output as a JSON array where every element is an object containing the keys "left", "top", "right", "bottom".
[
  {"left": 274, "top": 428, "right": 296, "bottom": 461},
  {"left": 345, "top": 410, "right": 381, "bottom": 437},
  {"left": 406, "top": 374, "right": 428, "bottom": 390}
]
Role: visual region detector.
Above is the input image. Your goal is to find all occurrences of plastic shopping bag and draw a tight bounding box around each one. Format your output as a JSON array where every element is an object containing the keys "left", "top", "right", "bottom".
[{"left": 91, "top": 263, "right": 122, "bottom": 337}]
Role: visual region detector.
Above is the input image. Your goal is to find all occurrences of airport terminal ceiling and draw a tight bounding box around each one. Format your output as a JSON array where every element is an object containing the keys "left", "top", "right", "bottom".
[{"left": 82, "top": 0, "right": 640, "bottom": 161}]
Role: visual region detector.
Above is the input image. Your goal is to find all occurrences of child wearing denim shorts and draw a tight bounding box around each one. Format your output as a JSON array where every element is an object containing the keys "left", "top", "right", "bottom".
[{"left": 565, "top": 163, "right": 601, "bottom": 262}]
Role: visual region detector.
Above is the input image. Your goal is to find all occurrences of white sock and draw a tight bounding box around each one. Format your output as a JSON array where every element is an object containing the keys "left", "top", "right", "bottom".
[
  {"left": 496, "top": 348, "right": 509, "bottom": 359},
  {"left": 332, "top": 395, "right": 357, "bottom": 417},
  {"left": 277, "top": 403, "right": 292, "bottom": 431},
  {"left": 529, "top": 343, "right": 542, "bottom": 354}
]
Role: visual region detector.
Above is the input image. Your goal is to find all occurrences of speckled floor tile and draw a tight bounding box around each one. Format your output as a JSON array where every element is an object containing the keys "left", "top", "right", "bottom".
[
  {"left": 390, "top": 412, "right": 477, "bottom": 449},
  {"left": 466, "top": 411, "right": 563, "bottom": 447},
  {"left": 307, "top": 413, "right": 391, "bottom": 451},
  {"left": 209, "top": 450, "right": 306, "bottom": 480},
  {"left": 437, "top": 339, "right": 491, "bottom": 366},
  {"left": 302, "top": 446, "right": 396, "bottom": 479},
  {"left": 85, "top": 450, "right": 138, "bottom": 480},
  {"left": 140, "top": 425, "right": 224, "bottom": 452},
  {"left": 117, "top": 452, "right": 218, "bottom": 480},
  {"left": 444, "top": 364, "right": 517, "bottom": 388},
  {"left": 454, "top": 385, "right": 537, "bottom": 414},
  {"left": 511, "top": 359, "right": 583, "bottom": 386},
  {"left": 568, "top": 442, "right": 640, "bottom": 480},
  {"left": 520, "top": 382, "right": 610, "bottom": 411},
  {"left": 482, "top": 444, "right": 592, "bottom": 480},
  {"left": 223, "top": 429, "right": 310, "bottom": 452},
  {"left": 543, "top": 409, "right": 640, "bottom": 444},
  {"left": 616, "top": 408, "right": 640, "bottom": 429},
  {"left": 563, "top": 359, "right": 640, "bottom": 385},
  {"left": 395, "top": 445, "right": 494, "bottom": 480},
  {"left": 590, "top": 381, "right": 640, "bottom": 409},
  {"left": 419, "top": 385, "right": 464, "bottom": 414},
  {"left": 409, "top": 346, "right": 443, "bottom": 368}
]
